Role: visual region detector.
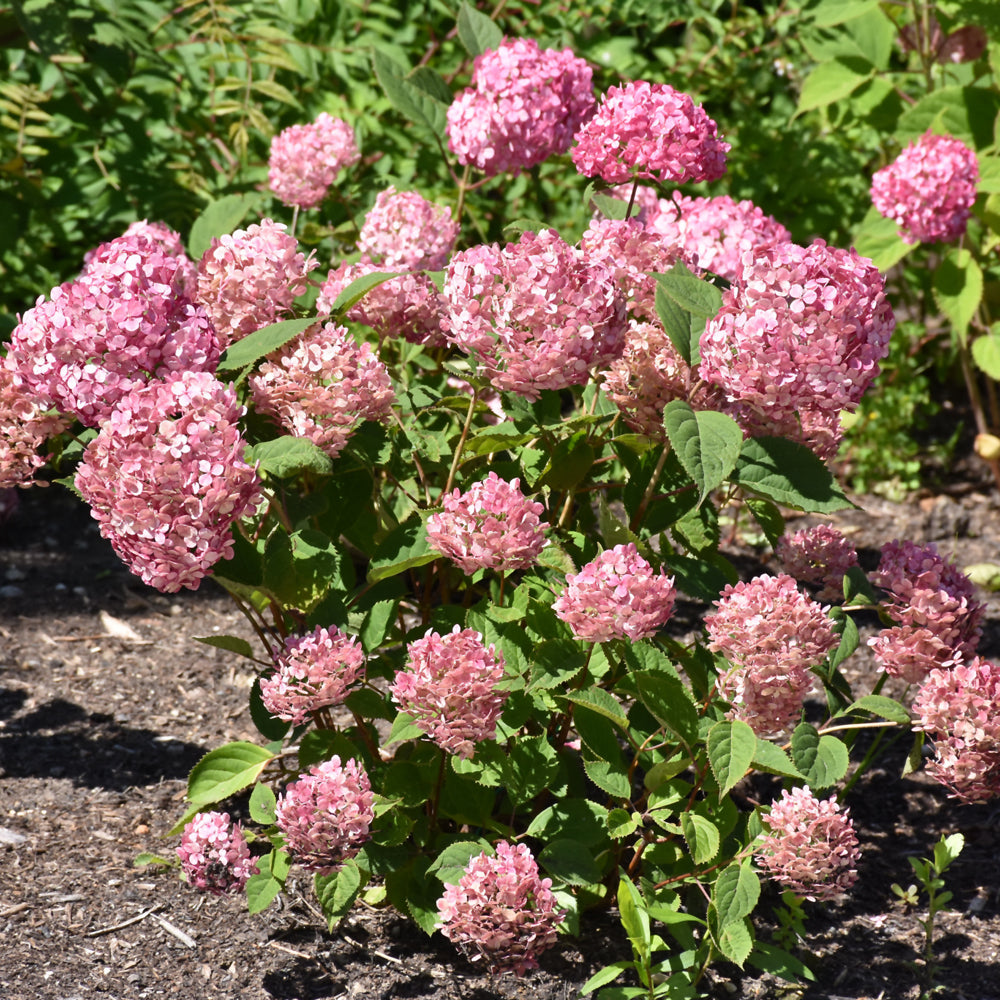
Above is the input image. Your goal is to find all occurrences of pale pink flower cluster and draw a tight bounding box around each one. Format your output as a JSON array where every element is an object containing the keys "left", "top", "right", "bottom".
[
  {"left": 775, "top": 525, "right": 859, "bottom": 602},
  {"left": 268, "top": 113, "right": 360, "bottom": 209},
  {"left": 275, "top": 756, "right": 375, "bottom": 874},
  {"left": 442, "top": 229, "right": 627, "bottom": 398},
  {"left": 553, "top": 543, "right": 676, "bottom": 642},
  {"left": 447, "top": 38, "right": 595, "bottom": 177},
  {"left": 74, "top": 372, "right": 262, "bottom": 593},
  {"left": 572, "top": 81, "right": 729, "bottom": 185},
  {"left": 427, "top": 472, "right": 548, "bottom": 575},
  {"left": 358, "top": 186, "right": 460, "bottom": 271},
  {"left": 699, "top": 240, "right": 895, "bottom": 459},
  {"left": 650, "top": 193, "right": 791, "bottom": 282},
  {"left": 0, "top": 359, "right": 68, "bottom": 489},
  {"left": 756, "top": 787, "right": 860, "bottom": 901},
  {"left": 392, "top": 626, "right": 508, "bottom": 759},
  {"left": 248, "top": 322, "right": 394, "bottom": 458},
  {"left": 436, "top": 841, "right": 564, "bottom": 976},
  {"left": 912, "top": 657, "right": 1000, "bottom": 803},
  {"left": 177, "top": 811, "right": 258, "bottom": 895},
  {"left": 705, "top": 574, "right": 838, "bottom": 735},
  {"left": 7, "top": 234, "right": 218, "bottom": 426},
  {"left": 259, "top": 625, "right": 366, "bottom": 726},
  {"left": 870, "top": 131, "right": 978, "bottom": 244},
  {"left": 196, "top": 219, "right": 316, "bottom": 345},
  {"left": 83, "top": 220, "right": 193, "bottom": 290}
]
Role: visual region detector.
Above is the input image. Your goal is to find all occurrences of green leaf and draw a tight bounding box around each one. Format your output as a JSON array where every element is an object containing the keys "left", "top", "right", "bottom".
[
  {"left": 655, "top": 284, "right": 700, "bottom": 367},
  {"left": 597, "top": 495, "right": 642, "bottom": 549},
  {"left": 188, "top": 741, "right": 274, "bottom": 807},
  {"left": 314, "top": 860, "right": 363, "bottom": 929},
  {"left": 428, "top": 840, "right": 490, "bottom": 885},
  {"left": 749, "top": 941, "right": 815, "bottom": 982},
  {"left": 264, "top": 529, "right": 348, "bottom": 614},
  {"left": 713, "top": 861, "right": 761, "bottom": 925},
  {"left": 564, "top": 687, "right": 629, "bottom": 730},
  {"left": 790, "top": 724, "right": 850, "bottom": 789},
  {"left": 607, "top": 808, "right": 639, "bottom": 840},
  {"left": 248, "top": 782, "right": 277, "bottom": 824},
  {"left": 712, "top": 913, "right": 754, "bottom": 967},
  {"left": 217, "top": 317, "right": 316, "bottom": 372},
  {"left": 852, "top": 209, "right": 913, "bottom": 271},
  {"left": 663, "top": 402, "right": 743, "bottom": 506},
  {"left": 896, "top": 87, "right": 1000, "bottom": 148},
  {"left": 134, "top": 852, "right": 174, "bottom": 867},
  {"left": 734, "top": 437, "right": 852, "bottom": 513},
  {"left": 537, "top": 433, "right": 595, "bottom": 491},
  {"left": 361, "top": 599, "right": 399, "bottom": 652},
  {"left": 584, "top": 757, "right": 632, "bottom": 798},
  {"left": 933, "top": 248, "right": 983, "bottom": 339},
  {"left": 654, "top": 262, "right": 723, "bottom": 317},
  {"left": 796, "top": 57, "right": 873, "bottom": 114},
  {"left": 246, "top": 849, "right": 291, "bottom": 914},
  {"left": 368, "top": 520, "right": 436, "bottom": 583},
  {"left": 828, "top": 612, "right": 859, "bottom": 671},
  {"left": 707, "top": 720, "right": 756, "bottom": 798},
  {"left": 617, "top": 875, "right": 651, "bottom": 954},
  {"left": 844, "top": 7, "right": 895, "bottom": 70},
  {"left": 972, "top": 327, "right": 1000, "bottom": 379},
  {"left": 250, "top": 678, "right": 291, "bottom": 742},
  {"left": 808, "top": 0, "right": 877, "bottom": 26},
  {"left": 581, "top": 962, "right": 631, "bottom": 995},
  {"left": 537, "top": 839, "right": 603, "bottom": 887},
  {"left": 744, "top": 497, "right": 785, "bottom": 548},
  {"left": 193, "top": 634, "right": 256, "bottom": 659},
  {"left": 503, "top": 735, "right": 560, "bottom": 804},
  {"left": 934, "top": 833, "right": 964, "bottom": 871},
  {"left": 525, "top": 800, "right": 610, "bottom": 848},
  {"left": 751, "top": 739, "right": 803, "bottom": 780},
  {"left": 329, "top": 270, "right": 401, "bottom": 314},
  {"left": 633, "top": 671, "right": 700, "bottom": 749},
  {"left": 385, "top": 711, "right": 425, "bottom": 748},
  {"left": 249, "top": 436, "right": 334, "bottom": 479},
  {"left": 592, "top": 192, "right": 630, "bottom": 220},
  {"left": 840, "top": 694, "right": 910, "bottom": 724},
  {"left": 372, "top": 49, "right": 448, "bottom": 137},
  {"left": 456, "top": 1, "right": 503, "bottom": 57},
  {"left": 682, "top": 812, "right": 721, "bottom": 864},
  {"left": 188, "top": 193, "right": 256, "bottom": 260}
]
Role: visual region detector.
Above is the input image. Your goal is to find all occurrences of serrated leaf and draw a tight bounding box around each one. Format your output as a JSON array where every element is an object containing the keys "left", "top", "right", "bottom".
[
  {"left": 538, "top": 838, "right": 603, "bottom": 886},
  {"left": 751, "top": 739, "right": 803, "bottom": 780},
  {"left": 829, "top": 612, "right": 859, "bottom": 671},
  {"left": 840, "top": 694, "right": 910, "bottom": 724},
  {"left": 796, "top": 57, "right": 873, "bottom": 114},
  {"left": 361, "top": 599, "right": 399, "bottom": 652},
  {"left": 456, "top": 1, "right": 503, "bottom": 56},
  {"left": 744, "top": 497, "right": 785, "bottom": 547},
  {"left": 972, "top": 327, "right": 1000, "bottom": 379},
  {"left": 193, "top": 634, "right": 256, "bottom": 659},
  {"left": 246, "top": 849, "right": 291, "bottom": 914},
  {"left": 248, "top": 782, "right": 277, "bottom": 824},
  {"left": 790, "top": 724, "right": 850, "bottom": 789},
  {"left": 934, "top": 248, "right": 982, "bottom": 340},
  {"left": 564, "top": 687, "right": 629, "bottom": 729},
  {"left": 314, "top": 860, "right": 363, "bottom": 929},
  {"left": 188, "top": 741, "right": 274, "bottom": 807},
  {"left": 249, "top": 436, "right": 334, "bottom": 478},
  {"left": 329, "top": 270, "right": 401, "bottom": 314},
  {"left": 584, "top": 757, "right": 632, "bottom": 798},
  {"left": 598, "top": 494, "right": 642, "bottom": 549},
  {"left": 633, "top": 671, "right": 700, "bottom": 749},
  {"left": 707, "top": 720, "right": 756, "bottom": 798},
  {"left": 368, "top": 520, "right": 436, "bottom": 583},
  {"left": 188, "top": 192, "right": 256, "bottom": 260},
  {"left": 655, "top": 284, "right": 700, "bottom": 366},
  {"left": 217, "top": 317, "right": 316, "bottom": 372},
  {"left": 853, "top": 209, "right": 913, "bottom": 271},
  {"left": 713, "top": 913, "right": 754, "bottom": 967},
  {"left": 896, "top": 86, "right": 1000, "bottom": 148},
  {"left": 372, "top": 49, "right": 448, "bottom": 137},
  {"left": 663, "top": 401, "right": 742, "bottom": 505},
  {"left": 503, "top": 735, "right": 560, "bottom": 804},
  {"left": 607, "top": 808, "right": 639, "bottom": 840},
  {"left": 384, "top": 711, "right": 425, "bottom": 747},
  {"left": 713, "top": 861, "right": 761, "bottom": 925},
  {"left": 428, "top": 840, "right": 491, "bottom": 885},
  {"left": 654, "top": 263, "right": 723, "bottom": 317},
  {"left": 734, "top": 437, "right": 852, "bottom": 513},
  {"left": 681, "top": 812, "right": 720, "bottom": 864}
]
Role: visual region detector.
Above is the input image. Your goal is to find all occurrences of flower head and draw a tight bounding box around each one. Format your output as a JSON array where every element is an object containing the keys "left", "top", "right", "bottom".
[
  {"left": 871, "top": 131, "right": 978, "bottom": 244},
  {"left": 275, "top": 756, "right": 375, "bottom": 874},
  {"left": 268, "top": 113, "right": 360, "bottom": 208},
  {"left": 392, "top": 626, "right": 508, "bottom": 759},
  {"left": 756, "top": 787, "right": 860, "bottom": 901},
  {"left": 177, "top": 811, "right": 258, "bottom": 895},
  {"left": 775, "top": 524, "right": 859, "bottom": 602},
  {"left": 358, "top": 186, "right": 460, "bottom": 271},
  {"left": 0, "top": 359, "right": 68, "bottom": 489},
  {"left": 868, "top": 625, "right": 959, "bottom": 685},
  {"left": 572, "top": 81, "right": 729, "bottom": 186},
  {"left": 437, "top": 841, "right": 564, "bottom": 976},
  {"left": 427, "top": 472, "right": 548, "bottom": 575}
]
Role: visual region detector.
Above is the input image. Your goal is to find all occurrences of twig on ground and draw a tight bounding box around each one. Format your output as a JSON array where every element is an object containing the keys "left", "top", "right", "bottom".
[
  {"left": 152, "top": 912, "right": 197, "bottom": 948},
  {"left": 85, "top": 904, "right": 162, "bottom": 937}
]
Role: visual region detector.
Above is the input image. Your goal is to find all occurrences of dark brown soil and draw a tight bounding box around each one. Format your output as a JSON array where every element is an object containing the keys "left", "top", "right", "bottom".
[{"left": 2, "top": 479, "right": 1000, "bottom": 1000}]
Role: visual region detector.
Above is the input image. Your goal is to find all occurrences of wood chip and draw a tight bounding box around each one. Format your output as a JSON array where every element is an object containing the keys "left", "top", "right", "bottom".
[
  {"left": 99, "top": 610, "right": 150, "bottom": 643},
  {"left": 152, "top": 912, "right": 197, "bottom": 948}
]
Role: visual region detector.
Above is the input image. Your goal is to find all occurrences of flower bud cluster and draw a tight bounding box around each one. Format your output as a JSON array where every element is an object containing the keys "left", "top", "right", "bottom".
[
  {"left": 775, "top": 524, "right": 859, "bottom": 602},
  {"left": 268, "top": 113, "right": 360, "bottom": 208},
  {"left": 177, "top": 811, "right": 258, "bottom": 895}
]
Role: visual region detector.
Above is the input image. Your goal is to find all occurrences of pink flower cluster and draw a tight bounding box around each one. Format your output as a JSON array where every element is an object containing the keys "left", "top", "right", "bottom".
[
  {"left": 572, "top": 81, "right": 729, "bottom": 185},
  {"left": 775, "top": 524, "right": 859, "bottom": 603},
  {"left": 705, "top": 574, "right": 838, "bottom": 735},
  {"left": 83, "top": 220, "right": 194, "bottom": 292},
  {"left": 912, "top": 657, "right": 1000, "bottom": 803},
  {"left": 392, "top": 626, "right": 508, "bottom": 759},
  {"left": 259, "top": 626, "right": 366, "bottom": 726},
  {"left": 442, "top": 229, "right": 627, "bottom": 398},
  {"left": 699, "top": 240, "right": 895, "bottom": 459},
  {"left": 447, "top": 38, "right": 595, "bottom": 177},
  {"left": 7, "top": 233, "right": 219, "bottom": 426},
  {"left": 553, "top": 543, "right": 676, "bottom": 643},
  {"left": 427, "top": 472, "right": 548, "bottom": 575},
  {"left": 268, "top": 113, "right": 360, "bottom": 209},
  {"left": 275, "top": 756, "right": 375, "bottom": 874},
  {"left": 195, "top": 219, "right": 316, "bottom": 345},
  {"left": 0, "top": 359, "right": 68, "bottom": 489},
  {"left": 871, "top": 131, "right": 978, "bottom": 244},
  {"left": 755, "top": 787, "right": 860, "bottom": 901},
  {"left": 74, "top": 372, "right": 262, "bottom": 593},
  {"left": 358, "top": 186, "right": 460, "bottom": 271},
  {"left": 177, "top": 811, "right": 258, "bottom": 895},
  {"left": 436, "top": 841, "right": 564, "bottom": 976},
  {"left": 248, "top": 322, "right": 394, "bottom": 458}
]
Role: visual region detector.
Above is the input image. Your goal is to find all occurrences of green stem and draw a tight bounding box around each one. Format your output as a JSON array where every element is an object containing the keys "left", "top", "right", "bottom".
[
  {"left": 444, "top": 388, "right": 477, "bottom": 494},
  {"left": 629, "top": 443, "right": 670, "bottom": 533}
]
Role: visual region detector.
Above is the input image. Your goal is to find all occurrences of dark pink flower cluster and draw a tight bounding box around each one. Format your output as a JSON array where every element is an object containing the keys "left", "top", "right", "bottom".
[
  {"left": 248, "top": 321, "right": 394, "bottom": 458},
  {"left": 275, "top": 756, "right": 374, "bottom": 874},
  {"left": 259, "top": 625, "right": 366, "bottom": 726},
  {"left": 447, "top": 38, "right": 595, "bottom": 177},
  {"left": 0, "top": 359, "right": 68, "bottom": 489},
  {"left": 756, "top": 787, "right": 860, "bottom": 901},
  {"left": 392, "top": 625, "right": 508, "bottom": 759},
  {"left": 268, "top": 113, "right": 360, "bottom": 209},
  {"left": 177, "top": 811, "right": 258, "bottom": 895},
  {"left": 650, "top": 193, "right": 790, "bottom": 282},
  {"left": 705, "top": 574, "right": 838, "bottom": 735},
  {"left": 572, "top": 81, "right": 729, "bottom": 185},
  {"left": 436, "top": 841, "right": 564, "bottom": 976},
  {"left": 699, "top": 240, "right": 895, "bottom": 459},
  {"left": 871, "top": 130, "right": 978, "bottom": 244},
  {"left": 912, "top": 657, "right": 1000, "bottom": 803},
  {"left": 196, "top": 219, "right": 316, "bottom": 345},
  {"left": 7, "top": 234, "right": 219, "bottom": 426},
  {"left": 427, "top": 472, "right": 548, "bottom": 575},
  {"left": 553, "top": 543, "right": 676, "bottom": 642},
  {"left": 775, "top": 524, "right": 859, "bottom": 603},
  {"left": 358, "top": 186, "right": 460, "bottom": 270},
  {"left": 442, "top": 229, "right": 627, "bottom": 398},
  {"left": 75, "top": 372, "right": 262, "bottom": 593}
]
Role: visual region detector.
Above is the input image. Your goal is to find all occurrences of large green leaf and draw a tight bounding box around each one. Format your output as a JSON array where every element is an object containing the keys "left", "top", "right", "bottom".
[
  {"left": 733, "top": 437, "right": 852, "bottom": 513},
  {"left": 188, "top": 741, "right": 275, "bottom": 807},
  {"left": 972, "top": 326, "right": 1000, "bottom": 379},
  {"left": 456, "top": 1, "right": 503, "bottom": 56},
  {"left": 633, "top": 670, "right": 700, "bottom": 748},
  {"left": 217, "top": 317, "right": 316, "bottom": 372},
  {"left": 368, "top": 520, "right": 437, "bottom": 582},
  {"left": 934, "top": 248, "right": 983, "bottom": 341},
  {"left": 654, "top": 263, "right": 723, "bottom": 318},
  {"left": 372, "top": 49, "right": 448, "bottom": 137},
  {"left": 188, "top": 192, "right": 256, "bottom": 260},
  {"left": 707, "top": 720, "right": 756, "bottom": 798},
  {"left": 852, "top": 209, "right": 913, "bottom": 271},
  {"left": 896, "top": 86, "right": 1000, "bottom": 148},
  {"left": 246, "top": 849, "right": 291, "bottom": 914},
  {"left": 790, "top": 723, "right": 850, "bottom": 789},
  {"left": 712, "top": 860, "right": 761, "bottom": 926},
  {"left": 663, "top": 401, "right": 743, "bottom": 505},
  {"left": 249, "top": 436, "right": 334, "bottom": 479},
  {"left": 682, "top": 812, "right": 721, "bottom": 864},
  {"left": 314, "top": 861, "right": 364, "bottom": 929},
  {"left": 538, "top": 839, "right": 603, "bottom": 887},
  {"left": 329, "top": 269, "right": 401, "bottom": 314},
  {"left": 796, "top": 57, "right": 873, "bottom": 114}
]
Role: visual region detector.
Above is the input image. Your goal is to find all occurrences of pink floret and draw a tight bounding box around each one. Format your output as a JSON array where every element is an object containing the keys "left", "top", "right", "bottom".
[
  {"left": 775, "top": 524, "right": 859, "bottom": 603},
  {"left": 268, "top": 113, "right": 360, "bottom": 209},
  {"left": 177, "top": 811, "right": 258, "bottom": 895},
  {"left": 0, "top": 358, "right": 68, "bottom": 489}
]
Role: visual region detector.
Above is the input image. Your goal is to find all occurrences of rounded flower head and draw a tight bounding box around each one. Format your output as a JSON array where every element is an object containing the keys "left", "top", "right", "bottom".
[
  {"left": 756, "top": 787, "right": 860, "bottom": 901},
  {"left": 553, "top": 543, "right": 676, "bottom": 643},
  {"left": 74, "top": 372, "right": 262, "bottom": 593},
  {"left": 195, "top": 219, "right": 316, "bottom": 345},
  {"left": 871, "top": 131, "right": 978, "bottom": 244},
  {"left": 437, "top": 841, "right": 564, "bottom": 976},
  {"left": 775, "top": 524, "right": 859, "bottom": 603},
  {"left": 442, "top": 229, "right": 628, "bottom": 399},
  {"left": 572, "top": 80, "right": 729, "bottom": 186},
  {"left": 391, "top": 625, "right": 508, "bottom": 759},
  {"left": 705, "top": 574, "right": 838, "bottom": 735},
  {"left": 358, "top": 186, "right": 460, "bottom": 271},
  {"left": 177, "top": 811, "right": 258, "bottom": 895},
  {"left": 275, "top": 756, "right": 374, "bottom": 874},
  {"left": 447, "top": 38, "right": 595, "bottom": 177},
  {"left": 82, "top": 219, "right": 195, "bottom": 294},
  {"left": 248, "top": 321, "right": 395, "bottom": 459},
  {"left": 268, "top": 113, "right": 360, "bottom": 209},
  {"left": 260, "top": 626, "right": 366, "bottom": 725},
  {"left": 0, "top": 358, "right": 68, "bottom": 489},
  {"left": 868, "top": 625, "right": 959, "bottom": 685},
  {"left": 426, "top": 472, "right": 548, "bottom": 575}
]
